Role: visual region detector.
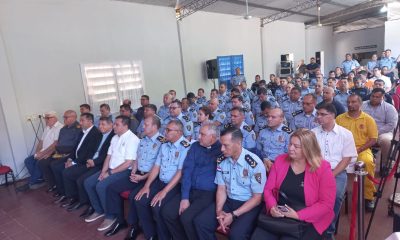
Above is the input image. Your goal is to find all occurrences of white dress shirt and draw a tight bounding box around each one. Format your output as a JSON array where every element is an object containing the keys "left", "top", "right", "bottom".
[
  {"left": 41, "top": 121, "right": 63, "bottom": 151},
  {"left": 107, "top": 130, "right": 140, "bottom": 169}
]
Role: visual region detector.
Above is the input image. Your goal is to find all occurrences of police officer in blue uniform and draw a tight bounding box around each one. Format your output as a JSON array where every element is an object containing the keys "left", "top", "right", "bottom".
[
  {"left": 224, "top": 96, "right": 255, "bottom": 128},
  {"left": 240, "top": 81, "right": 256, "bottom": 103},
  {"left": 341, "top": 53, "right": 360, "bottom": 74},
  {"left": 161, "top": 100, "right": 193, "bottom": 140},
  {"left": 231, "top": 67, "right": 246, "bottom": 88},
  {"left": 300, "top": 79, "right": 315, "bottom": 97},
  {"left": 291, "top": 94, "right": 319, "bottom": 130},
  {"left": 334, "top": 77, "right": 352, "bottom": 111},
  {"left": 162, "top": 123, "right": 222, "bottom": 240},
  {"left": 254, "top": 101, "right": 272, "bottom": 135},
  {"left": 252, "top": 87, "right": 278, "bottom": 119},
  {"left": 256, "top": 108, "right": 292, "bottom": 172},
  {"left": 134, "top": 120, "right": 191, "bottom": 240},
  {"left": 281, "top": 87, "right": 302, "bottom": 129},
  {"left": 158, "top": 93, "right": 173, "bottom": 120},
  {"left": 208, "top": 98, "right": 226, "bottom": 129},
  {"left": 195, "top": 88, "right": 207, "bottom": 107},
  {"left": 218, "top": 83, "right": 230, "bottom": 109},
  {"left": 136, "top": 104, "right": 158, "bottom": 139},
  {"left": 102, "top": 116, "right": 165, "bottom": 238},
  {"left": 194, "top": 127, "right": 266, "bottom": 240},
  {"left": 379, "top": 49, "right": 397, "bottom": 79},
  {"left": 226, "top": 107, "right": 256, "bottom": 152},
  {"left": 192, "top": 106, "right": 213, "bottom": 140}
]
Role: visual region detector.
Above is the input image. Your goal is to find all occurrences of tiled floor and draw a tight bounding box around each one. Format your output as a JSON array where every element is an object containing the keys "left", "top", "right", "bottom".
[{"left": 0, "top": 177, "right": 398, "bottom": 240}]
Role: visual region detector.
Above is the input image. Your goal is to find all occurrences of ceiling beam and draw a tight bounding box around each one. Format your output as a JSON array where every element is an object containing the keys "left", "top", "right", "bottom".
[
  {"left": 260, "top": 0, "right": 318, "bottom": 26},
  {"left": 220, "top": 0, "right": 317, "bottom": 17},
  {"left": 176, "top": 0, "right": 219, "bottom": 20},
  {"left": 305, "top": 0, "right": 387, "bottom": 26}
]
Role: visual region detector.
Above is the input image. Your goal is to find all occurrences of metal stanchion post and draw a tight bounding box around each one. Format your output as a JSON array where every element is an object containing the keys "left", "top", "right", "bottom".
[{"left": 354, "top": 161, "right": 368, "bottom": 240}]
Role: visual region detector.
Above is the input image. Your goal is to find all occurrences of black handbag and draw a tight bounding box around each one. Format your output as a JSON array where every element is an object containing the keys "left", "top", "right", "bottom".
[{"left": 256, "top": 190, "right": 310, "bottom": 239}]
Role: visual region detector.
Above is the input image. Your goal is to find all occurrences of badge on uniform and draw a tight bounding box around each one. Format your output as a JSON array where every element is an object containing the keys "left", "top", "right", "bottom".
[
  {"left": 243, "top": 169, "right": 248, "bottom": 177},
  {"left": 278, "top": 135, "right": 284, "bottom": 142},
  {"left": 153, "top": 143, "right": 157, "bottom": 149},
  {"left": 220, "top": 114, "right": 225, "bottom": 120},
  {"left": 175, "top": 152, "right": 179, "bottom": 158},
  {"left": 187, "top": 125, "right": 191, "bottom": 131},
  {"left": 254, "top": 173, "right": 262, "bottom": 184}
]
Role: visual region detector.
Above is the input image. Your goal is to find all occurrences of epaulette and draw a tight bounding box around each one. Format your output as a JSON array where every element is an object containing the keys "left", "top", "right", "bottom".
[
  {"left": 157, "top": 136, "right": 167, "bottom": 143},
  {"left": 216, "top": 154, "right": 226, "bottom": 164},
  {"left": 196, "top": 99, "right": 201, "bottom": 104},
  {"left": 224, "top": 123, "right": 233, "bottom": 129},
  {"left": 182, "top": 115, "right": 190, "bottom": 122},
  {"left": 217, "top": 109, "right": 222, "bottom": 113},
  {"left": 194, "top": 122, "right": 200, "bottom": 127},
  {"left": 189, "top": 108, "right": 195, "bottom": 112},
  {"left": 292, "top": 110, "right": 303, "bottom": 117},
  {"left": 243, "top": 108, "right": 250, "bottom": 112},
  {"left": 282, "top": 126, "right": 293, "bottom": 134},
  {"left": 180, "top": 140, "right": 191, "bottom": 148},
  {"left": 218, "top": 100, "right": 223, "bottom": 104},
  {"left": 260, "top": 125, "right": 268, "bottom": 130},
  {"left": 245, "top": 154, "right": 257, "bottom": 168},
  {"left": 243, "top": 125, "right": 252, "bottom": 132}
]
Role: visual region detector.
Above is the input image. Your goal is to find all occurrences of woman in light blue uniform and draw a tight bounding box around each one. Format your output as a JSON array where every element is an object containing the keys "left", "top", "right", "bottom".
[{"left": 193, "top": 106, "right": 212, "bottom": 141}]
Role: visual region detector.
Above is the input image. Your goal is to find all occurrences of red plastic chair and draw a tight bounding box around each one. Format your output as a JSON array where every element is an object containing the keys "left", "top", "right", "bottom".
[
  {"left": 0, "top": 165, "right": 15, "bottom": 186},
  {"left": 120, "top": 190, "right": 131, "bottom": 200}
]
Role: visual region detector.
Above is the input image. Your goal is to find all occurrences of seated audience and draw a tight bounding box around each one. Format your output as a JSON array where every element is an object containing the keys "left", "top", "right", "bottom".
[
  {"left": 119, "top": 104, "right": 140, "bottom": 134},
  {"left": 225, "top": 107, "right": 256, "bottom": 152},
  {"left": 281, "top": 87, "right": 302, "bottom": 128},
  {"left": 80, "top": 104, "right": 91, "bottom": 114},
  {"left": 291, "top": 93, "right": 319, "bottom": 130},
  {"left": 161, "top": 99, "right": 193, "bottom": 140},
  {"left": 193, "top": 106, "right": 212, "bottom": 140},
  {"left": 318, "top": 86, "right": 345, "bottom": 117}
]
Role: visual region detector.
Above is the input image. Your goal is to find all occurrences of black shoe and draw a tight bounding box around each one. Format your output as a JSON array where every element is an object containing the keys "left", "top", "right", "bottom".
[
  {"left": 67, "top": 202, "right": 85, "bottom": 212},
  {"left": 80, "top": 206, "right": 94, "bottom": 218},
  {"left": 61, "top": 198, "right": 77, "bottom": 208},
  {"left": 53, "top": 192, "right": 61, "bottom": 198},
  {"left": 124, "top": 226, "right": 141, "bottom": 240},
  {"left": 148, "top": 236, "right": 158, "bottom": 240},
  {"left": 54, "top": 195, "right": 66, "bottom": 204},
  {"left": 47, "top": 185, "right": 56, "bottom": 193},
  {"left": 16, "top": 183, "right": 30, "bottom": 192},
  {"left": 105, "top": 221, "right": 127, "bottom": 237}
]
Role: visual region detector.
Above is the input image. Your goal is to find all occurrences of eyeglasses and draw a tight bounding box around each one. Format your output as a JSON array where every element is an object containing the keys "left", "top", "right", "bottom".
[
  {"left": 63, "top": 116, "right": 72, "bottom": 119},
  {"left": 165, "top": 128, "right": 180, "bottom": 133},
  {"left": 169, "top": 106, "right": 180, "bottom": 110},
  {"left": 45, "top": 116, "right": 55, "bottom": 120}
]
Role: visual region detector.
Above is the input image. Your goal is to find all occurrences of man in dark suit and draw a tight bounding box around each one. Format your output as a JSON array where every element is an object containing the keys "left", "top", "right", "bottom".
[
  {"left": 69, "top": 117, "right": 115, "bottom": 215},
  {"left": 52, "top": 113, "right": 102, "bottom": 205}
]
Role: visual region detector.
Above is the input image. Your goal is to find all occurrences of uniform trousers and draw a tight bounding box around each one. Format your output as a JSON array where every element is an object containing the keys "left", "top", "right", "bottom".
[
  {"left": 358, "top": 149, "right": 376, "bottom": 200},
  {"left": 162, "top": 189, "right": 215, "bottom": 240},
  {"left": 135, "top": 179, "right": 180, "bottom": 240},
  {"left": 84, "top": 169, "right": 130, "bottom": 215},
  {"left": 105, "top": 175, "right": 144, "bottom": 223},
  {"left": 51, "top": 159, "right": 68, "bottom": 195},
  {"left": 194, "top": 197, "right": 262, "bottom": 240},
  {"left": 62, "top": 164, "right": 98, "bottom": 200},
  {"left": 24, "top": 155, "right": 44, "bottom": 185},
  {"left": 38, "top": 156, "right": 67, "bottom": 188}
]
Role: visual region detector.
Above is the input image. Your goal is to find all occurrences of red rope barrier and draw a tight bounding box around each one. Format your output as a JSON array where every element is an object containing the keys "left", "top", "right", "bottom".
[
  {"left": 367, "top": 160, "right": 399, "bottom": 185},
  {"left": 349, "top": 181, "right": 358, "bottom": 240}
]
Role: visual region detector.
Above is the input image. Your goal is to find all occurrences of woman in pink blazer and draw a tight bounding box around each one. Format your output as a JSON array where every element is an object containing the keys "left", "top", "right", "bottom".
[{"left": 253, "top": 129, "right": 336, "bottom": 239}]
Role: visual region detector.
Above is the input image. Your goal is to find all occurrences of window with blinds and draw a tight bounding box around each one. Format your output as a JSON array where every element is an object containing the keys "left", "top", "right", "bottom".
[{"left": 81, "top": 61, "right": 145, "bottom": 115}]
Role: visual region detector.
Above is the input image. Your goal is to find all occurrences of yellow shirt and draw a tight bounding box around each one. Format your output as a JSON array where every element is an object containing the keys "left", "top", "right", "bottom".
[{"left": 335, "top": 111, "right": 378, "bottom": 148}]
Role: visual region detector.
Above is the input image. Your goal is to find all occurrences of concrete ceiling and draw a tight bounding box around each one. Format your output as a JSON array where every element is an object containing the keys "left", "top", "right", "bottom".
[{"left": 115, "top": 0, "right": 389, "bottom": 32}]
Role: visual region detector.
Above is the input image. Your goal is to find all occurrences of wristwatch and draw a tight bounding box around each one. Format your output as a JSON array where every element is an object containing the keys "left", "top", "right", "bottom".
[
  {"left": 107, "top": 168, "right": 113, "bottom": 175},
  {"left": 231, "top": 211, "right": 238, "bottom": 220}
]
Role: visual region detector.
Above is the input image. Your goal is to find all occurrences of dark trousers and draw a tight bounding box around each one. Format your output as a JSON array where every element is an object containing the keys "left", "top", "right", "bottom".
[
  {"left": 62, "top": 164, "right": 91, "bottom": 199},
  {"left": 105, "top": 176, "right": 144, "bottom": 224},
  {"left": 136, "top": 179, "right": 180, "bottom": 240},
  {"left": 250, "top": 222, "right": 322, "bottom": 240},
  {"left": 38, "top": 156, "right": 66, "bottom": 188},
  {"left": 194, "top": 197, "right": 262, "bottom": 240},
  {"left": 75, "top": 167, "right": 101, "bottom": 204},
  {"left": 24, "top": 155, "right": 44, "bottom": 184},
  {"left": 162, "top": 189, "right": 215, "bottom": 240},
  {"left": 51, "top": 159, "right": 67, "bottom": 195}
]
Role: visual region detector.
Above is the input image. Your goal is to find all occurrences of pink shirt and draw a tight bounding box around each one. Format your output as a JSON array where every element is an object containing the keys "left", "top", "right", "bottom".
[{"left": 264, "top": 154, "right": 336, "bottom": 234}]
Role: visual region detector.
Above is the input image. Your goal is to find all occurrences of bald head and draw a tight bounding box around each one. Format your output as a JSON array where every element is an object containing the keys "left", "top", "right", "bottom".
[
  {"left": 267, "top": 108, "right": 284, "bottom": 129},
  {"left": 63, "top": 110, "right": 77, "bottom": 126},
  {"left": 209, "top": 98, "right": 219, "bottom": 112},
  {"left": 322, "top": 86, "right": 335, "bottom": 102}
]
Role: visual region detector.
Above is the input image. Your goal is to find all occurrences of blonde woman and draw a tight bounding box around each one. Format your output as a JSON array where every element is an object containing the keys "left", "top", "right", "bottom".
[{"left": 253, "top": 129, "right": 336, "bottom": 239}]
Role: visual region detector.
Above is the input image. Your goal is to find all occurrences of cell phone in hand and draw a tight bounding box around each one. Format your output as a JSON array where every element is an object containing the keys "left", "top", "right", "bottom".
[{"left": 277, "top": 205, "right": 289, "bottom": 212}]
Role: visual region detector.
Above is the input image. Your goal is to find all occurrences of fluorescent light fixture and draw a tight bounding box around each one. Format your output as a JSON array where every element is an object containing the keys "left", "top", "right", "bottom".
[{"left": 380, "top": 5, "right": 388, "bottom": 13}]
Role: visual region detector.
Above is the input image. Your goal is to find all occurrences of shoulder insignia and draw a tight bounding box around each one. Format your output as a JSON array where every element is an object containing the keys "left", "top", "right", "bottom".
[
  {"left": 194, "top": 122, "right": 200, "bottom": 127},
  {"left": 243, "top": 125, "right": 252, "bottom": 132},
  {"left": 217, "top": 109, "right": 222, "bottom": 113},
  {"left": 217, "top": 154, "right": 226, "bottom": 164},
  {"left": 196, "top": 99, "right": 201, "bottom": 104},
  {"left": 189, "top": 108, "right": 195, "bottom": 112},
  {"left": 219, "top": 100, "right": 223, "bottom": 104},
  {"left": 282, "top": 126, "right": 293, "bottom": 134},
  {"left": 243, "top": 108, "right": 250, "bottom": 112},
  {"left": 76, "top": 124, "right": 81, "bottom": 129},
  {"left": 292, "top": 110, "right": 303, "bottom": 117},
  {"left": 180, "top": 140, "right": 191, "bottom": 148},
  {"left": 224, "top": 123, "right": 233, "bottom": 129},
  {"left": 182, "top": 115, "right": 190, "bottom": 122},
  {"left": 260, "top": 125, "right": 268, "bottom": 130},
  {"left": 245, "top": 154, "right": 257, "bottom": 168},
  {"left": 157, "top": 136, "right": 167, "bottom": 143}
]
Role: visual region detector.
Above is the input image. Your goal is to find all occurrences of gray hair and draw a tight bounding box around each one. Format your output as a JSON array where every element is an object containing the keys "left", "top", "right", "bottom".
[{"left": 201, "top": 121, "right": 220, "bottom": 139}]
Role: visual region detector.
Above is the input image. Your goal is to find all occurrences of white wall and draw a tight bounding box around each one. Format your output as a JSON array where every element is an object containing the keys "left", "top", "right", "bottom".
[
  {"left": 262, "top": 21, "right": 306, "bottom": 78},
  {"left": 305, "top": 26, "right": 335, "bottom": 76},
  {"left": 385, "top": 19, "right": 400, "bottom": 57},
  {"left": 180, "top": 12, "right": 262, "bottom": 93},
  {"left": 333, "top": 27, "right": 385, "bottom": 66}
]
